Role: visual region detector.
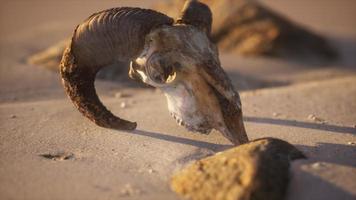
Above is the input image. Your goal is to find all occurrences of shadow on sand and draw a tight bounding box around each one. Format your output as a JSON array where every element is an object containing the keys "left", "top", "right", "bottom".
[
  {"left": 122, "top": 116, "right": 355, "bottom": 153},
  {"left": 296, "top": 142, "right": 356, "bottom": 167},
  {"left": 245, "top": 116, "right": 356, "bottom": 167},
  {"left": 130, "top": 129, "right": 232, "bottom": 152},
  {"left": 287, "top": 160, "right": 356, "bottom": 200},
  {"left": 244, "top": 116, "right": 356, "bottom": 134}
]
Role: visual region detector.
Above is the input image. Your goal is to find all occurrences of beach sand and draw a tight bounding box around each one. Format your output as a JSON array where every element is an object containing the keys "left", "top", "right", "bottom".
[{"left": 0, "top": 0, "right": 355, "bottom": 199}]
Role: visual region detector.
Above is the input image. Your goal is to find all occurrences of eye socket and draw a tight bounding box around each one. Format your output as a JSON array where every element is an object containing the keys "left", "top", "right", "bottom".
[
  {"left": 146, "top": 63, "right": 176, "bottom": 84},
  {"left": 145, "top": 52, "right": 178, "bottom": 84},
  {"left": 147, "top": 65, "right": 165, "bottom": 84}
]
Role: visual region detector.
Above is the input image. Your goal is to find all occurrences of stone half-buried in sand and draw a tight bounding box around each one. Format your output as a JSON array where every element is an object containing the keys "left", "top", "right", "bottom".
[{"left": 171, "top": 138, "right": 306, "bottom": 200}]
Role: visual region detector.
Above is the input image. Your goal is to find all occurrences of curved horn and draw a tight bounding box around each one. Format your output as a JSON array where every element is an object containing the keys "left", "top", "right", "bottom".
[
  {"left": 177, "top": 0, "right": 212, "bottom": 35},
  {"left": 60, "top": 7, "right": 173, "bottom": 130}
]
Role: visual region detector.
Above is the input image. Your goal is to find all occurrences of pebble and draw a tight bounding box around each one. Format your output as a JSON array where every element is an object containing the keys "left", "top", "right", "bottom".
[
  {"left": 347, "top": 141, "right": 355, "bottom": 145},
  {"left": 10, "top": 115, "right": 17, "bottom": 119},
  {"left": 311, "top": 162, "right": 325, "bottom": 169},
  {"left": 120, "top": 102, "right": 127, "bottom": 108},
  {"left": 307, "top": 114, "right": 325, "bottom": 123},
  {"left": 272, "top": 112, "right": 280, "bottom": 117}
]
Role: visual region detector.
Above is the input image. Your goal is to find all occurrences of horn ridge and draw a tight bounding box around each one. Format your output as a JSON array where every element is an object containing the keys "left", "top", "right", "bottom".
[
  {"left": 72, "top": 7, "right": 173, "bottom": 66},
  {"left": 177, "top": 0, "right": 212, "bottom": 35}
]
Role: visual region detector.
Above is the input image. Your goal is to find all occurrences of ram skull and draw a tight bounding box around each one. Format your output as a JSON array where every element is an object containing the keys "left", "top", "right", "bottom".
[{"left": 60, "top": 0, "right": 248, "bottom": 145}]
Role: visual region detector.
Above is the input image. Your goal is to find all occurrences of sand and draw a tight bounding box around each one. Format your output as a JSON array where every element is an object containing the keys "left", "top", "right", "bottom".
[{"left": 0, "top": 0, "right": 355, "bottom": 200}]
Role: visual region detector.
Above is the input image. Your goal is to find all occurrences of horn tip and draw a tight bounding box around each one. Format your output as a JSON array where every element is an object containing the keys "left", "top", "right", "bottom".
[
  {"left": 110, "top": 121, "right": 137, "bottom": 131},
  {"left": 94, "top": 118, "right": 137, "bottom": 130}
]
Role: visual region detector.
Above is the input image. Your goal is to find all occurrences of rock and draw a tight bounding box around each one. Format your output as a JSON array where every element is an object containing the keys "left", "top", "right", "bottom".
[
  {"left": 155, "top": 0, "right": 337, "bottom": 62},
  {"left": 171, "top": 138, "right": 305, "bottom": 200}
]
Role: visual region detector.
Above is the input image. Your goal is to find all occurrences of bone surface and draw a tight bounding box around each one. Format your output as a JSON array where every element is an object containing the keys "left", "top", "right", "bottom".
[{"left": 131, "top": 24, "right": 248, "bottom": 145}]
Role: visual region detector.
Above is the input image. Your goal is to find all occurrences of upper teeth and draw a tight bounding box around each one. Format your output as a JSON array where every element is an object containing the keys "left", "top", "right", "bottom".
[
  {"left": 171, "top": 112, "right": 185, "bottom": 126},
  {"left": 166, "top": 72, "right": 176, "bottom": 83}
]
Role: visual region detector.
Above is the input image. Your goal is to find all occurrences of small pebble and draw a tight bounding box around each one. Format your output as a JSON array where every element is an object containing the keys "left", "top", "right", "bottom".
[
  {"left": 10, "top": 115, "right": 17, "bottom": 119},
  {"left": 148, "top": 169, "right": 156, "bottom": 174},
  {"left": 311, "top": 162, "right": 325, "bottom": 169},
  {"left": 120, "top": 102, "right": 127, "bottom": 108},
  {"left": 272, "top": 112, "right": 280, "bottom": 117},
  {"left": 307, "top": 114, "right": 325, "bottom": 123},
  {"left": 347, "top": 141, "right": 355, "bottom": 145}
]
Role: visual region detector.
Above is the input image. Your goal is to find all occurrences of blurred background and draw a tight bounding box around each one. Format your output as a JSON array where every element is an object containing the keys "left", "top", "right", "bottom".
[{"left": 0, "top": 0, "right": 355, "bottom": 102}]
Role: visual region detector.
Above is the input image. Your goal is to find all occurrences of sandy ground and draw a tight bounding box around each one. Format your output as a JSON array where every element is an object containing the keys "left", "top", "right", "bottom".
[{"left": 0, "top": 0, "right": 355, "bottom": 200}]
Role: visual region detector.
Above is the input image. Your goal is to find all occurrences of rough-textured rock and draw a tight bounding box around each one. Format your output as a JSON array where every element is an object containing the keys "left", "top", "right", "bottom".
[
  {"left": 155, "top": 0, "right": 337, "bottom": 61},
  {"left": 171, "top": 138, "right": 305, "bottom": 200}
]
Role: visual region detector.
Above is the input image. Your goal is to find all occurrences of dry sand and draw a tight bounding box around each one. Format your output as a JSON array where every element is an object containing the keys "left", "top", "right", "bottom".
[{"left": 0, "top": 0, "right": 355, "bottom": 200}]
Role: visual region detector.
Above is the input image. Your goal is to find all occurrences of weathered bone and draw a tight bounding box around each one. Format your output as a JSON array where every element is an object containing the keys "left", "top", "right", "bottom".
[
  {"left": 131, "top": 22, "right": 248, "bottom": 145},
  {"left": 60, "top": 1, "right": 249, "bottom": 144}
]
